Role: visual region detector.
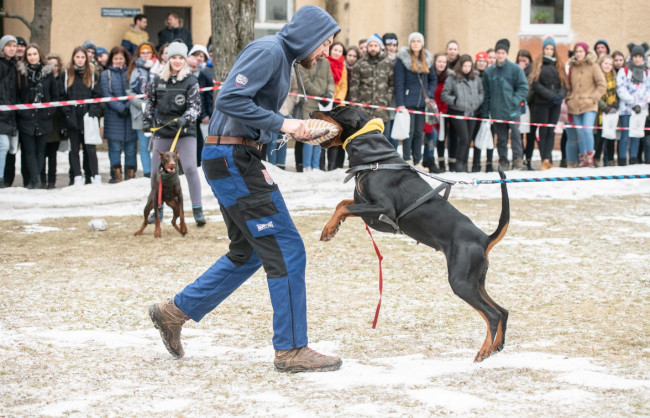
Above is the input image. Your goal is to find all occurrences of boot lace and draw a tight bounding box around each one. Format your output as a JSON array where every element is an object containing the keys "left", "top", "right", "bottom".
[{"left": 304, "top": 346, "right": 326, "bottom": 358}]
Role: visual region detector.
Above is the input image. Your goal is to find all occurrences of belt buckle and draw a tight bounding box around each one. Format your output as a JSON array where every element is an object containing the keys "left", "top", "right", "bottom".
[{"left": 371, "top": 163, "right": 379, "bottom": 171}]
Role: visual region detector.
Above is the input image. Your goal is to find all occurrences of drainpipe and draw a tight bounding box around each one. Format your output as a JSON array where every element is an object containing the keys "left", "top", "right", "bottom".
[{"left": 418, "top": 0, "right": 425, "bottom": 35}]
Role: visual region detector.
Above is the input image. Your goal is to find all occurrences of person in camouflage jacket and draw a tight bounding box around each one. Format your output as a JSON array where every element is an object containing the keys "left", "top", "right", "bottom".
[{"left": 348, "top": 34, "right": 394, "bottom": 123}]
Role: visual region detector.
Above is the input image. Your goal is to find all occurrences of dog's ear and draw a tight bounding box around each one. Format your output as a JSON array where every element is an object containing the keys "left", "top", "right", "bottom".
[
  {"left": 158, "top": 151, "right": 164, "bottom": 159},
  {"left": 174, "top": 150, "right": 180, "bottom": 159}
]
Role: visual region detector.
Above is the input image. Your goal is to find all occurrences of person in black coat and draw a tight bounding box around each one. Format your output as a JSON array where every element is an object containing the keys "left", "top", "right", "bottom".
[
  {"left": 157, "top": 12, "right": 192, "bottom": 50},
  {"left": 0, "top": 35, "right": 18, "bottom": 188},
  {"left": 16, "top": 43, "right": 58, "bottom": 189},
  {"left": 528, "top": 37, "right": 568, "bottom": 170},
  {"left": 60, "top": 46, "right": 103, "bottom": 185}
]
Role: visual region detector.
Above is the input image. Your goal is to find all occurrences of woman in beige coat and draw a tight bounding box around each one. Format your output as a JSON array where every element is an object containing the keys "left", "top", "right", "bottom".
[{"left": 565, "top": 42, "right": 606, "bottom": 167}]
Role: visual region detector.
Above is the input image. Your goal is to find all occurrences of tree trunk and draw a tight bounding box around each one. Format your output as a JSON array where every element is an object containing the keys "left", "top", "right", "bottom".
[
  {"left": 30, "top": 0, "right": 52, "bottom": 53},
  {"left": 210, "top": 0, "right": 256, "bottom": 85},
  {"left": 0, "top": 0, "right": 52, "bottom": 53}
]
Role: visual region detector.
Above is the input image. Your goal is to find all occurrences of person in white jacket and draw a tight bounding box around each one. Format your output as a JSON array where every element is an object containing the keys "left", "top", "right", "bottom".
[{"left": 616, "top": 43, "right": 650, "bottom": 165}]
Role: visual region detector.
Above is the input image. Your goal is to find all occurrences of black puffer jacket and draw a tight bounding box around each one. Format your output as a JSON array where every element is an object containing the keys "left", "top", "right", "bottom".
[
  {"left": 59, "top": 67, "right": 102, "bottom": 131},
  {"left": 531, "top": 57, "right": 567, "bottom": 106},
  {"left": 16, "top": 61, "right": 58, "bottom": 136},
  {"left": 0, "top": 54, "right": 17, "bottom": 135}
]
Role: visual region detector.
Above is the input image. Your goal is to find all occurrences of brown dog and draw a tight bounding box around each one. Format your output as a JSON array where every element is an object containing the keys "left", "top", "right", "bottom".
[{"left": 134, "top": 150, "right": 187, "bottom": 238}]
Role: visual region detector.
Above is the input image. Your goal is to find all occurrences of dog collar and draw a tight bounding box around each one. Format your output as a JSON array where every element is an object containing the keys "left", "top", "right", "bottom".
[
  {"left": 158, "top": 164, "right": 180, "bottom": 187},
  {"left": 342, "top": 118, "right": 385, "bottom": 151}
]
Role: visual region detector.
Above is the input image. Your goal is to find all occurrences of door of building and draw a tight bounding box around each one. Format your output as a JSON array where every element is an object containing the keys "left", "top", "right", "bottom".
[{"left": 144, "top": 6, "right": 192, "bottom": 50}]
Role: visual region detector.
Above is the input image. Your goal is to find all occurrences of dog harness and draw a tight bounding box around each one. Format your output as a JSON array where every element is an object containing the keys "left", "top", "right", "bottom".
[{"left": 342, "top": 120, "right": 456, "bottom": 233}]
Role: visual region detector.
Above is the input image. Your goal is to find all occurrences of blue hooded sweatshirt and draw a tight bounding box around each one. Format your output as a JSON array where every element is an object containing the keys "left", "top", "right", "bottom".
[{"left": 209, "top": 5, "right": 340, "bottom": 143}]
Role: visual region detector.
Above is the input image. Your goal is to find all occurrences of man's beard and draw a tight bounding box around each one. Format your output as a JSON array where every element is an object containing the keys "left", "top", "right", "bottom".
[{"left": 299, "top": 57, "right": 318, "bottom": 69}]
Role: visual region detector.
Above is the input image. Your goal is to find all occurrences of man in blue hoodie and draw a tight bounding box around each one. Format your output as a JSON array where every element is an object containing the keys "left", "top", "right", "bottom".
[{"left": 149, "top": 5, "right": 342, "bottom": 373}]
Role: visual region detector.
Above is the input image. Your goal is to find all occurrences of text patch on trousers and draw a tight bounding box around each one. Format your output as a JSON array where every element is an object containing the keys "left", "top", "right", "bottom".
[{"left": 237, "top": 192, "right": 286, "bottom": 238}]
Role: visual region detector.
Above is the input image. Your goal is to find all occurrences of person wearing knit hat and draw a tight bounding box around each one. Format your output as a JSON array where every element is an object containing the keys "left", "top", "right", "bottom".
[
  {"left": 0, "top": 35, "right": 17, "bottom": 51},
  {"left": 15, "top": 36, "right": 26, "bottom": 58},
  {"left": 394, "top": 31, "right": 434, "bottom": 166},
  {"left": 529, "top": 35, "right": 567, "bottom": 170},
  {"left": 383, "top": 32, "right": 398, "bottom": 62},
  {"left": 95, "top": 46, "right": 109, "bottom": 69},
  {"left": 407, "top": 32, "right": 424, "bottom": 48},
  {"left": 366, "top": 33, "right": 384, "bottom": 50},
  {"left": 616, "top": 42, "right": 650, "bottom": 165},
  {"left": 542, "top": 37, "right": 556, "bottom": 50},
  {"left": 382, "top": 33, "right": 397, "bottom": 46},
  {"left": 167, "top": 41, "right": 188, "bottom": 59},
  {"left": 0, "top": 34, "right": 18, "bottom": 188},
  {"left": 189, "top": 44, "right": 210, "bottom": 64},
  {"left": 474, "top": 51, "right": 488, "bottom": 75},
  {"left": 494, "top": 38, "right": 510, "bottom": 54},
  {"left": 573, "top": 42, "right": 589, "bottom": 54},
  {"left": 594, "top": 39, "right": 610, "bottom": 57},
  {"left": 565, "top": 41, "right": 606, "bottom": 167},
  {"left": 144, "top": 37, "right": 203, "bottom": 224},
  {"left": 82, "top": 40, "right": 96, "bottom": 54},
  {"left": 482, "top": 37, "right": 529, "bottom": 170},
  {"left": 349, "top": 29, "right": 394, "bottom": 126},
  {"left": 628, "top": 43, "right": 647, "bottom": 59}
]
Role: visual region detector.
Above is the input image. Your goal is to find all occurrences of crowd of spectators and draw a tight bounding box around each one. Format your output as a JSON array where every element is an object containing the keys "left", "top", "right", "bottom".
[
  {"left": 273, "top": 33, "right": 650, "bottom": 173},
  {"left": 1, "top": 14, "right": 649, "bottom": 192}
]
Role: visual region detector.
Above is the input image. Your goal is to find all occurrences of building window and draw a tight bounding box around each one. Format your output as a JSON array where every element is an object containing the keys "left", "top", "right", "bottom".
[
  {"left": 520, "top": 0, "right": 571, "bottom": 36},
  {"left": 255, "top": 0, "right": 294, "bottom": 39}
]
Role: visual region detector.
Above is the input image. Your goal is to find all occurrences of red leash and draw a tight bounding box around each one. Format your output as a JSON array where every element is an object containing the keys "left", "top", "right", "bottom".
[
  {"left": 157, "top": 167, "right": 163, "bottom": 210},
  {"left": 365, "top": 224, "right": 384, "bottom": 329}
]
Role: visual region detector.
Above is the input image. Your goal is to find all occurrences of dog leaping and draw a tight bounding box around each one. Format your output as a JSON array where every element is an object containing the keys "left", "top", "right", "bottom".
[{"left": 311, "top": 106, "right": 510, "bottom": 362}]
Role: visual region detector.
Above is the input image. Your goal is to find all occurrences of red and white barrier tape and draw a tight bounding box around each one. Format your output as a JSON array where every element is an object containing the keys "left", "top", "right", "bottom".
[
  {"left": 289, "top": 92, "right": 650, "bottom": 132},
  {"left": 1, "top": 80, "right": 644, "bottom": 131},
  {"left": 0, "top": 85, "right": 222, "bottom": 112}
]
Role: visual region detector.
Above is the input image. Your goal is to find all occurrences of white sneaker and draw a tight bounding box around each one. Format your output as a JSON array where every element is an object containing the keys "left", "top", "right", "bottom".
[
  {"left": 303, "top": 167, "right": 312, "bottom": 172},
  {"left": 73, "top": 176, "right": 84, "bottom": 186},
  {"left": 91, "top": 174, "right": 102, "bottom": 185}
]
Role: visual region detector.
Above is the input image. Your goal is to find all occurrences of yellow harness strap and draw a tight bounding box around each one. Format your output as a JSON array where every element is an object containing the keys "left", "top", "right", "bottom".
[
  {"left": 342, "top": 118, "right": 385, "bottom": 151},
  {"left": 149, "top": 117, "right": 183, "bottom": 152}
]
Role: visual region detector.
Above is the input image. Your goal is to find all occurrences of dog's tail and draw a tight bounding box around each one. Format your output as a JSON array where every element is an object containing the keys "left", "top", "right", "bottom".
[{"left": 486, "top": 165, "right": 510, "bottom": 257}]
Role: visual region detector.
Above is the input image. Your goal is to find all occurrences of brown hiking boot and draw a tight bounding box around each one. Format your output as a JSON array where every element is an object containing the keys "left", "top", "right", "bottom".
[
  {"left": 148, "top": 299, "right": 188, "bottom": 358},
  {"left": 274, "top": 346, "right": 342, "bottom": 373}
]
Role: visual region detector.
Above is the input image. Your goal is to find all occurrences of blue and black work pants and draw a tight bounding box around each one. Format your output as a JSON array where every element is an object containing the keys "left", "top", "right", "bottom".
[{"left": 174, "top": 143, "right": 308, "bottom": 350}]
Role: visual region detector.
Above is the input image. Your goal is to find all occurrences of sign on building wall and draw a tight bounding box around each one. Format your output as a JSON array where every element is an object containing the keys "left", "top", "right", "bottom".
[{"left": 101, "top": 8, "right": 141, "bottom": 18}]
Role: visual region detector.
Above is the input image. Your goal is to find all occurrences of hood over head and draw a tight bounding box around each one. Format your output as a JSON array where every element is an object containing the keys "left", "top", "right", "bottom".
[{"left": 276, "top": 5, "right": 340, "bottom": 62}]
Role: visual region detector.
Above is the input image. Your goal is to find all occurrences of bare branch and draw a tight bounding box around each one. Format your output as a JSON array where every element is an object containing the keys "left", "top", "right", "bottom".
[{"left": 0, "top": 9, "right": 33, "bottom": 31}]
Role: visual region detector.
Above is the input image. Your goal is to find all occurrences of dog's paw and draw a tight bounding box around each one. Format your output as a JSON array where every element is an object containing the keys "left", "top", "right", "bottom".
[{"left": 320, "top": 222, "right": 341, "bottom": 242}]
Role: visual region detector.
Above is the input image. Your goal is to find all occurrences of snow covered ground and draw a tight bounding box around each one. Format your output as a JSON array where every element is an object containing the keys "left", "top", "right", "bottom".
[{"left": 1, "top": 150, "right": 649, "bottom": 416}]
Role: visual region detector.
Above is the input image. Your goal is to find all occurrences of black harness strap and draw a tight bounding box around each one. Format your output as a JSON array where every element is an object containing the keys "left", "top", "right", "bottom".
[
  {"left": 345, "top": 162, "right": 456, "bottom": 233},
  {"left": 344, "top": 163, "right": 411, "bottom": 183}
]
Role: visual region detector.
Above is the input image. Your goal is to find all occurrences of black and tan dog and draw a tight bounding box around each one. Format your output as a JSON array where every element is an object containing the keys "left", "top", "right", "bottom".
[
  {"left": 311, "top": 106, "right": 510, "bottom": 362},
  {"left": 135, "top": 150, "right": 187, "bottom": 238}
]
